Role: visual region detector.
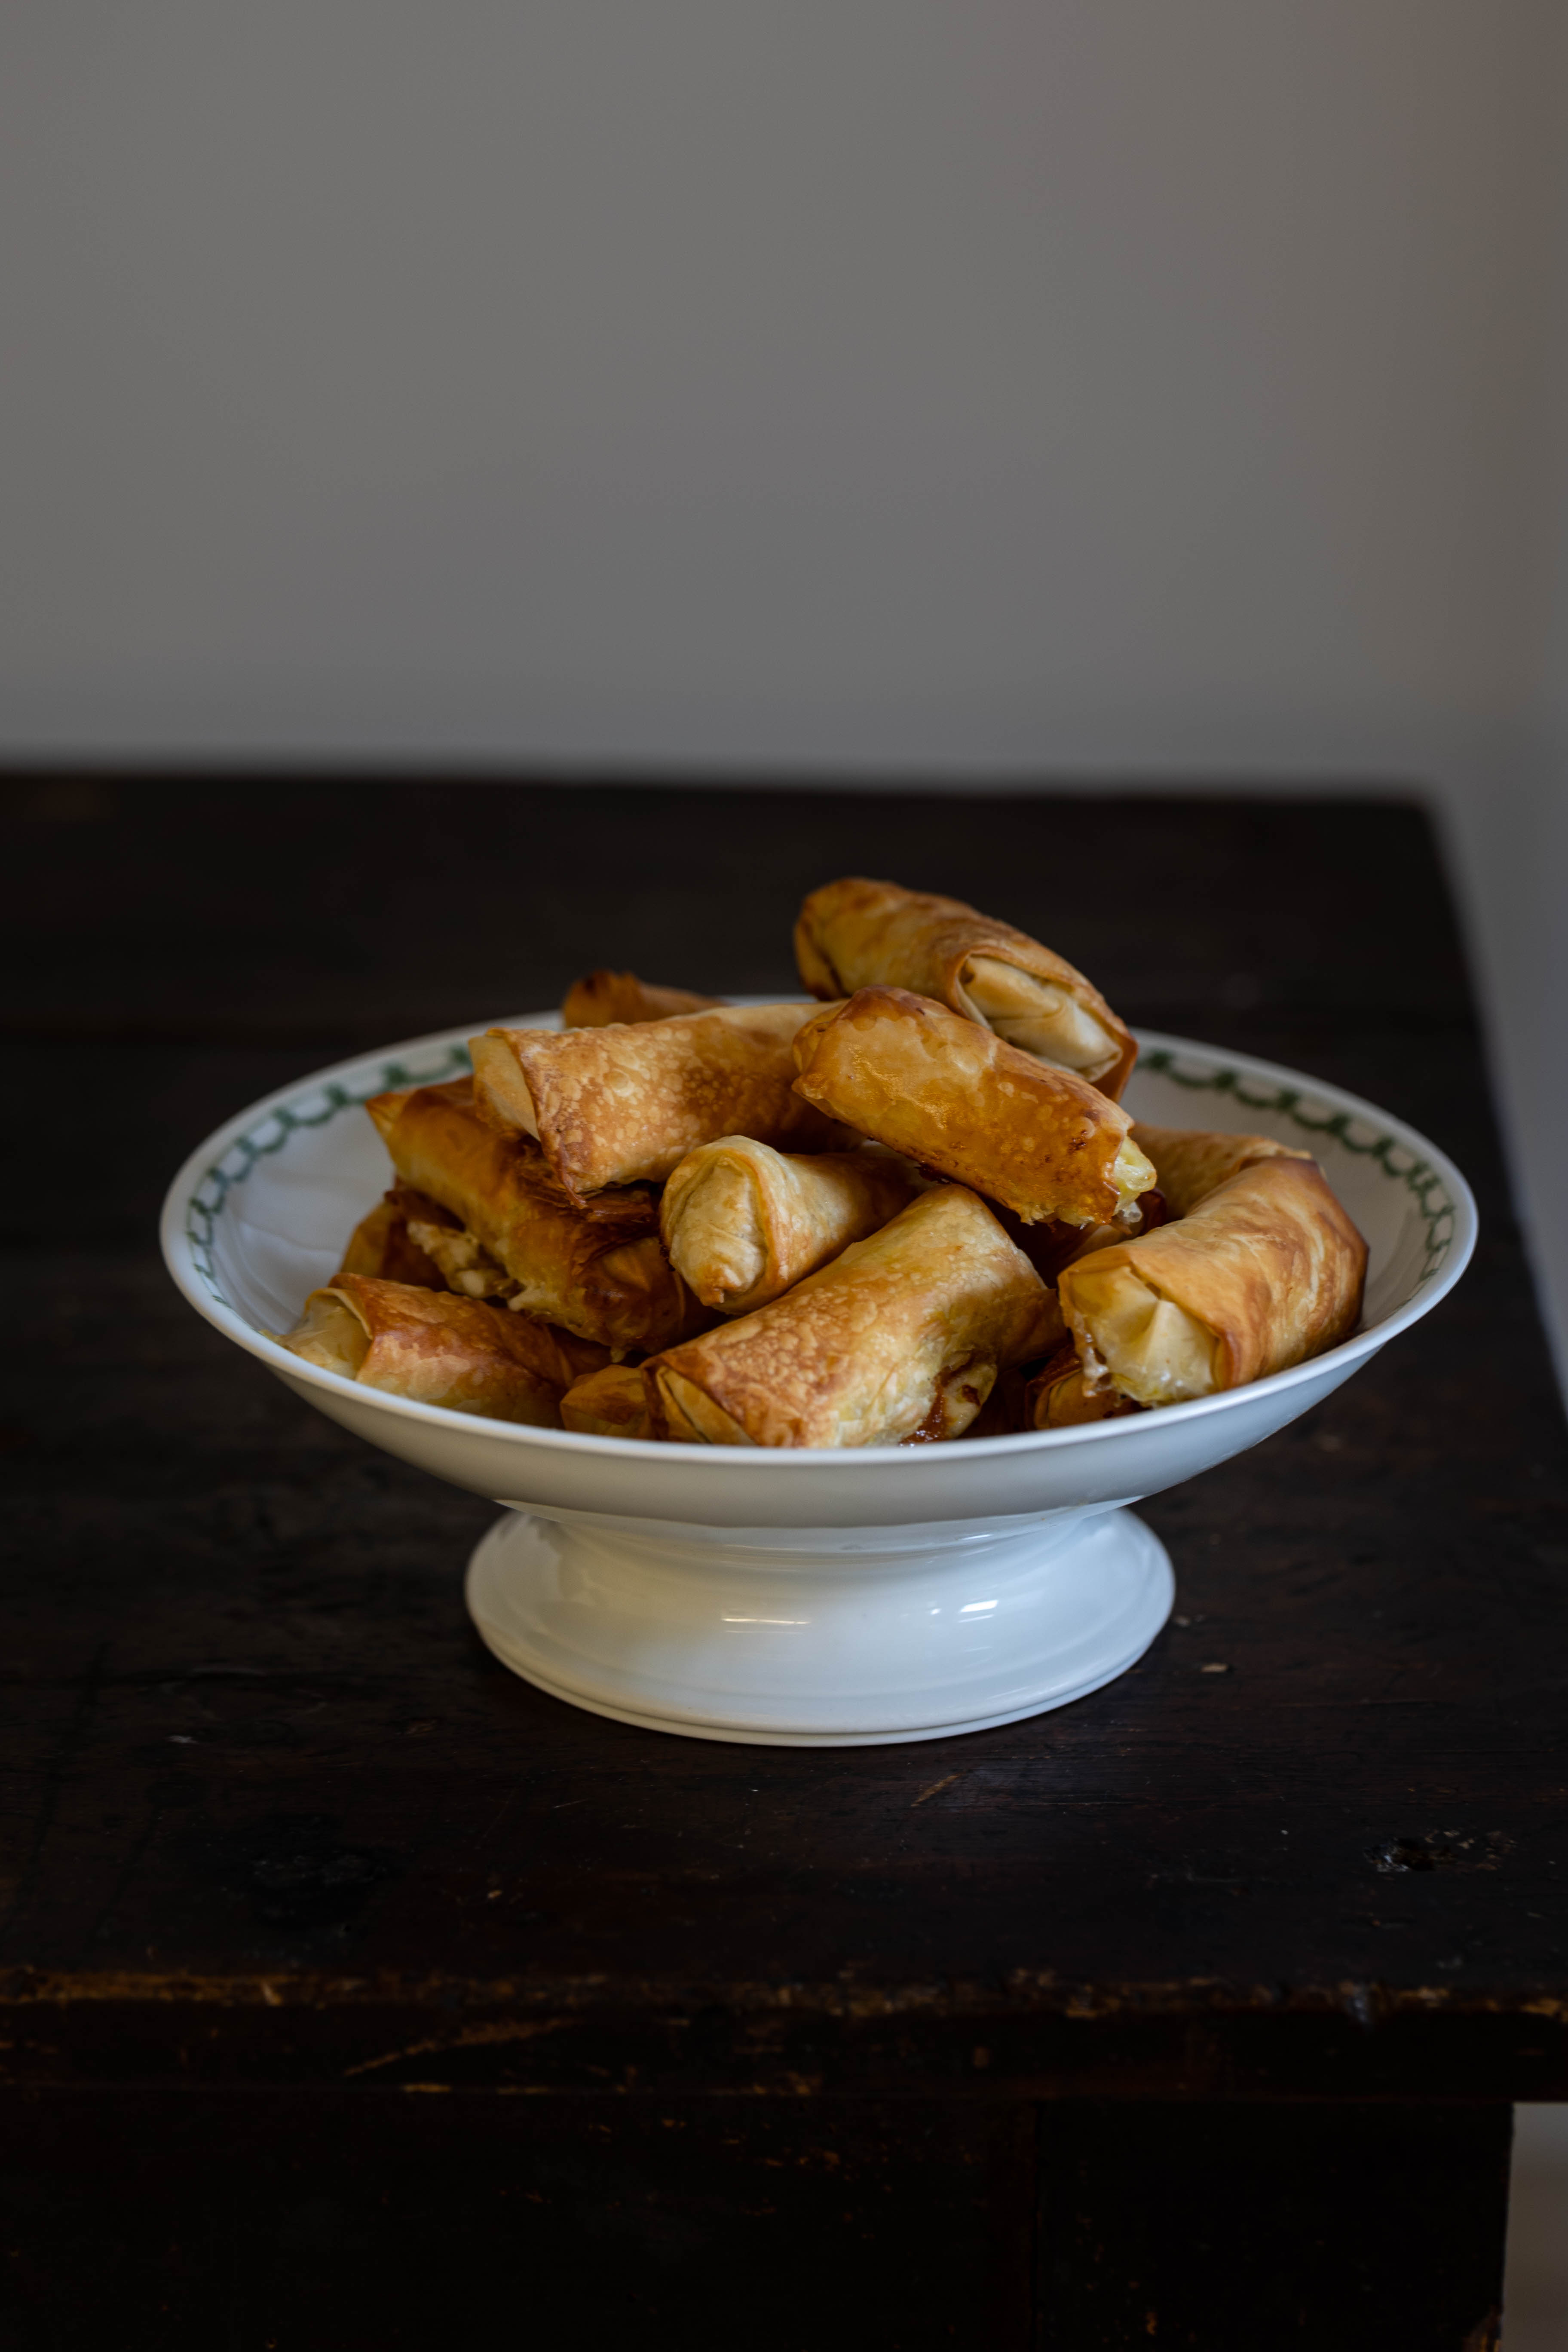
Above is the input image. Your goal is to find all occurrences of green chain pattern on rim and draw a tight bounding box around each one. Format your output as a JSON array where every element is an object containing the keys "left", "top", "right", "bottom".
[
  {"left": 184, "top": 1042, "right": 472, "bottom": 1302},
  {"left": 1139, "top": 1048, "right": 1455, "bottom": 1281}
]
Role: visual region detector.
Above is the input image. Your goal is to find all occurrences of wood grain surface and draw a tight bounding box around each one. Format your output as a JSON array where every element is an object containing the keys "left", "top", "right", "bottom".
[{"left": 1, "top": 778, "right": 1559, "bottom": 2346}]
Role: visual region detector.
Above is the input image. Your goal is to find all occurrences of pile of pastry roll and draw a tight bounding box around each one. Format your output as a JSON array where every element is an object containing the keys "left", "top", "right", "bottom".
[{"left": 280, "top": 878, "right": 1368, "bottom": 1447}]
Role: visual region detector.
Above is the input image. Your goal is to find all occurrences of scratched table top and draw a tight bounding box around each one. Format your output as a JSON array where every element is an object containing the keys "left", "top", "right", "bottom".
[{"left": 4, "top": 777, "right": 1566, "bottom": 2104}]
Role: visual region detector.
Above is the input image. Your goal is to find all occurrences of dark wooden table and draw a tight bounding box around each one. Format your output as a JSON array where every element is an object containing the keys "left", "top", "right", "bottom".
[{"left": 3, "top": 778, "right": 1565, "bottom": 2349}]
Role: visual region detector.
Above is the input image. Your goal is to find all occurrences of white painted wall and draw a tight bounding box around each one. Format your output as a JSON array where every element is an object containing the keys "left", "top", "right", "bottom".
[{"left": 1, "top": 0, "right": 1565, "bottom": 1379}]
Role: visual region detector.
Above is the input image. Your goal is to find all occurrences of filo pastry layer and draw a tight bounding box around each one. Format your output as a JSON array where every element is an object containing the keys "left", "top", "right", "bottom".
[
  {"left": 562, "top": 970, "right": 723, "bottom": 1027},
  {"left": 279, "top": 1274, "right": 606, "bottom": 1425},
  {"left": 661, "top": 1135, "right": 919, "bottom": 1314},
  {"left": 1129, "top": 1124, "right": 1312, "bottom": 1216},
  {"left": 560, "top": 1363, "right": 655, "bottom": 1440},
  {"left": 791, "top": 988, "right": 1155, "bottom": 1229},
  {"left": 1026, "top": 1344, "right": 1143, "bottom": 1429},
  {"left": 472, "top": 1003, "right": 848, "bottom": 1198},
  {"left": 645, "top": 1185, "right": 1065, "bottom": 1449},
  {"left": 1057, "top": 1158, "right": 1368, "bottom": 1409},
  {"left": 795, "top": 876, "right": 1136, "bottom": 1096},
  {"left": 365, "top": 1077, "right": 704, "bottom": 1352}
]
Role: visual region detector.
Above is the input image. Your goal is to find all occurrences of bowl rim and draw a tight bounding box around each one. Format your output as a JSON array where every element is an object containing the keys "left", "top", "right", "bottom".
[{"left": 159, "top": 1016, "right": 1478, "bottom": 1470}]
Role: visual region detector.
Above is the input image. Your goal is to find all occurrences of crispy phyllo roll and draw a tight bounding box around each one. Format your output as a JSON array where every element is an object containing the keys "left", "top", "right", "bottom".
[
  {"left": 795, "top": 876, "right": 1136, "bottom": 1096},
  {"left": 560, "top": 1363, "right": 655, "bottom": 1440},
  {"left": 661, "top": 1136, "right": 919, "bottom": 1314},
  {"left": 1025, "top": 1344, "right": 1145, "bottom": 1429},
  {"left": 364, "top": 1077, "right": 704, "bottom": 1353},
  {"left": 1130, "top": 1124, "right": 1312, "bottom": 1217},
  {"left": 562, "top": 971, "right": 724, "bottom": 1028},
  {"left": 644, "top": 1186, "right": 1064, "bottom": 1449},
  {"left": 1058, "top": 1159, "right": 1368, "bottom": 1409},
  {"left": 336, "top": 1185, "right": 453, "bottom": 1289},
  {"left": 278, "top": 1274, "right": 605, "bottom": 1425},
  {"left": 791, "top": 988, "right": 1155, "bottom": 1229},
  {"left": 471, "top": 1004, "right": 847, "bottom": 1197}
]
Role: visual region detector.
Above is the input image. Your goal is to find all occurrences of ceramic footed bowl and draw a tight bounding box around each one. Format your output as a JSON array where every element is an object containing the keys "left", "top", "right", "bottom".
[{"left": 161, "top": 1017, "right": 1476, "bottom": 1747}]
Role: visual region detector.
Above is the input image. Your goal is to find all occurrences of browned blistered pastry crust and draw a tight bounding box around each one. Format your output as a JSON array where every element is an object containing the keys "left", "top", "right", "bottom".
[
  {"left": 364, "top": 1077, "right": 704, "bottom": 1353},
  {"left": 1058, "top": 1158, "right": 1367, "bottom": 1406},
  {"left": 336, "top": 1185, "right": 453, "bottom": 1289},
  {"left": 560, "top": 1363, "right": 655, "bottom": 1439},
  {"left": 1130, "top": 1124, "right": 1313, "bottom": 1218},
  {"left": 790, "top": 989, "right": 1152, "bottom": 1229},
  {"left": 562, "top": 971, "right": 725, "bottom": 1027},
  {"left": 644, "top": 1185, "right": 1065, "bottom": 1449},
  {"left": 1025, "top": 1344, "right": 1145, "bottom": 1429},
  {"left": 471, "top": 1004, "right": 848, "bottom": 1197},
  {"left": 279, "top": 1274, "right": 597, "bottom": 1425},
  {"left": 661, "top": 1136, "right": 919, "bottom": 1314},
  {"left": 794, "top": 876, "right": 1136, "bottom": 1098}
]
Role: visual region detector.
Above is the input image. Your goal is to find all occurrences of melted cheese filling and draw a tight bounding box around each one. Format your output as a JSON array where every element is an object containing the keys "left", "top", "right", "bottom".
[
  {"left": 1110, "top": 1137, "right": 1159, "bottom": 1221},
  {"left": 1066, "top": 1260, "right": 1217, "bottom": 1407},
  {"left": 964, "top": 956, "right": 1119, "bottom": 1081},
  {"left": 405, "top": 1217, "right": 515, "bottom": 1299}
]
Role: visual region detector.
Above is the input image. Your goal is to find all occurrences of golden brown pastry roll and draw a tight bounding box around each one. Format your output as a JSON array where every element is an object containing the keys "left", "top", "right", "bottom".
[
  {"left": 1058, "top": 1158, "right": 1367, "bottom": 1408},
  {"left": 1130, "top": 1124, "right": 1312, "bottom": 1217},
  {"left": 560, "top": 1363, "right": 655, "bottom": 1439},
  {"left": 795, "top": 876, "right": 1136, "bottom": 1096},
  {"left": 471, "top": 1004, "right": 847, "bottom": 1197},
  {"left": 1025, "top": 1344, "right": 1145, "bottom": 1429},
  {"left": 278, "top": 1275, "right": 602, "bottom": 1425},
  {"left": 364, "top": 1078, "right": 704, "bottom": 1353},
  {"left": 791, "top": 988, "right": 1155, "bottom": 1229},
  {"left": 645, "top": 1186, "right": 1064, "bottom": 1449},
  {"left": 336, "top": 1185, "right": 452, "bottom": 1289},
  {"left": 562, "top": 970, "right": 724, "bottom": 1027},
  {"left": 660, "top": 1136, "right": 919, "bottom": 1314}
]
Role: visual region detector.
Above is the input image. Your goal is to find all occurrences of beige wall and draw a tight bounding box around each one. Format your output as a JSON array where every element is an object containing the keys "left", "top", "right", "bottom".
[
  {"left": 2, "top": 1, "right": 1566, "bottom": 1377},
  {"left": 0, "top": 1, "right": 1557, "bottom": 766}
]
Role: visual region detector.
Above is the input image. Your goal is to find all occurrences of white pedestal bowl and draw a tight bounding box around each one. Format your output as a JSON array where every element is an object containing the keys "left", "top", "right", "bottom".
[{"left": 161, "top": 1018, "right": 1475, "bottom": 1746}]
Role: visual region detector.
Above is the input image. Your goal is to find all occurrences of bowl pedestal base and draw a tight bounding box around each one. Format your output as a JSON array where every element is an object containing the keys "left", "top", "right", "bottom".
[{"left": 466, "top": 1502, "right": 1174, "bottom": 1747}]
